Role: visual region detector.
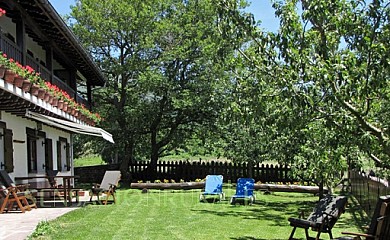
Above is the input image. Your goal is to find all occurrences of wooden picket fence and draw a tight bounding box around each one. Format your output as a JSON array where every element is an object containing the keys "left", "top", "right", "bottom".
[
  {"left": 129, "top": 160, "right": 296, "bottom": 183},
  {"left": 349, "top": 170, "right": 390, "bottom": 217}
]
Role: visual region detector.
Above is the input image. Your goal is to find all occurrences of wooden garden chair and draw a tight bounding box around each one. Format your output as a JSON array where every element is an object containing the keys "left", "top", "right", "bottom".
[
  {"left": 90, "top": 170, "right": 121, "bottom": 205},
  {"left": 288, "top": 195, "right": 348, "bottom": 240},
  {"left": 0, "top": 170, "right": 30, "bottom": 191},
  {"left": 335, "top": 195, "right": 390, "bottom": 240},
  {"left": 0, "top": 181, "right": 37, "bottom": 213},
  {"left": 0, "top": 170, "right": 37, "bottom": 207}
]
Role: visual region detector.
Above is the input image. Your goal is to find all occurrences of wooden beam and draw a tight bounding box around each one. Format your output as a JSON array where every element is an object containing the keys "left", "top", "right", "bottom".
[
  {"left": 254, "top": 184, "right": 328, "bottom": 194},
  {"left": 130, "top": 182, "right": 205, "bottom": 190}
]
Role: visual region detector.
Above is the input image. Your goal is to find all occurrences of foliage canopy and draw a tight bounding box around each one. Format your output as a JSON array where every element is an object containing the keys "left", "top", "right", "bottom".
[{"left": 70, "top": 0, "right": 390, "bottom": 187}]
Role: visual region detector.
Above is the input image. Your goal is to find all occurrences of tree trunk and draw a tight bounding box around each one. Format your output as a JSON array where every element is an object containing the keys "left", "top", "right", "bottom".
[
  {"left": 254, "top": 184, "right": 328, "bottom": 194},
  {"left": 319, "top": 180, "right": 324, "bottom": 199},
  {"left": 149, "top": 130, "right": 159, "bottom": 180},
  {"left": 119, "top": 142, "right": 134, "bottom": 188}
]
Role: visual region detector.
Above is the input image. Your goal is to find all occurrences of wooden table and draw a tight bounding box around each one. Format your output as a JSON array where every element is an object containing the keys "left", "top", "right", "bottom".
[{"left": 15, "top": 175, "right": 79, "bottom": 206}]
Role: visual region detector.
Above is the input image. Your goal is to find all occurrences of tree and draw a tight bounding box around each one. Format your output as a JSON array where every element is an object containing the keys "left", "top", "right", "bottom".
[
  {"left": 70, "top": 0, "right": 162, "bottom": 178},
  {"left": 272, "top": 0, "right": 390, "bottom": 174},
  {"left": 217, "top": 0, "right": 390, "bottom": 189},
  {"left": 70, "top": 0, "right": 240, "bottom": 179}
]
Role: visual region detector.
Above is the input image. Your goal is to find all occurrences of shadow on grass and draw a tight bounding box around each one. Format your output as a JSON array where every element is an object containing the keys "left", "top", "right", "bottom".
[
  {"left": 193, "top": 192, "right": 370, "bottom": 232},
  {"left": 334, "top": 195, "right": 370, "bottom": 232},
  {"left": 230, "top": 237, "right": 271, "bottom": 240},
  {"left": 199, "top": 197, "right": 224, "bottom": 203},
  {"left": 192, "top": 198, "right": 316, "bottom": 226}
]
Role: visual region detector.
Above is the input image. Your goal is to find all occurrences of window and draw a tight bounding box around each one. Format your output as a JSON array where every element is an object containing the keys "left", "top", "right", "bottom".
[
  {"left": 26, "top": 128, "right": 46, "bottom": 173},
  {"left": 27, "top": 135, "right": 37, "bottom": 173},
  {"left": 0, "top": 121, "right": 13, "bottom": 172}
]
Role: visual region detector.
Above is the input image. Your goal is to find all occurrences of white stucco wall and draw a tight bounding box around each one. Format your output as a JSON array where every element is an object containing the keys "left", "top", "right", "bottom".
[{"left": 0, "top": 111, "right": 72, "bottom": 180}]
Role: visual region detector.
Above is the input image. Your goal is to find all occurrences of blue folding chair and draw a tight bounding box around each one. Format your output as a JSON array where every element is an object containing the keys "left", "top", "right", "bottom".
[
  {"left": 230, "top": 178, "right": 255, "bottom": 205},
  {"left": 199, "top": 175, "right": 225, "bottom": 202}
]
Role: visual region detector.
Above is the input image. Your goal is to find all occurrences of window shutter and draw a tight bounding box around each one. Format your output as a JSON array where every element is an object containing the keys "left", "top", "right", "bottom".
[
  {"left": 56, "top": 141, "right": 62, "bottom": 171},
  {"left": 45, "top": 138, "right": 53, "bottom": 170},
  {"left": 4, "top": 129, "right": 14, "bottom": 172},
  {"left": 66, "top": 143, "right": 70, "bottom": 171}
]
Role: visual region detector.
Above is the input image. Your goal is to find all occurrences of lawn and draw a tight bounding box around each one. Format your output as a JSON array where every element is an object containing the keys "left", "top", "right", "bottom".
[
  {"left": 30, "top": 188, "right": 369, "bottom": 240},
  {"left": 73, "top": 155, "right": 106, "bottom": 167}
]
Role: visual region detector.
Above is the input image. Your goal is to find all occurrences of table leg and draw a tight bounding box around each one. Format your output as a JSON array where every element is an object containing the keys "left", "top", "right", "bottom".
[
  {"left": 67, "top": 178, "right": 71, "bottom": 205},
  {"left": 63, "top": 179, "right": 68, "bottom": 206}
]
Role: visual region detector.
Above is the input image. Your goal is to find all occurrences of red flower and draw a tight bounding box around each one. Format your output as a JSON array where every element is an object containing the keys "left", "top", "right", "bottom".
[{"left": 25, "top": 65, "right": 35, "bottom": 73}]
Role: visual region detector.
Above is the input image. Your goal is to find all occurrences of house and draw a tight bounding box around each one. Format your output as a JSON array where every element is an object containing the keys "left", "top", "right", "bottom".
[{"left": 0, "top": 0, "right": 113, "bottom": 187}]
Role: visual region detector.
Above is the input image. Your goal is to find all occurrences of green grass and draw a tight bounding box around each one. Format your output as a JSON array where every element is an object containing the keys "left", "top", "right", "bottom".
[
  {"left": 29, "top": 188, "right": 369, "bottom": 240},
  {"left": 73, "top": 155, "right": 106, "bottom": 167}
]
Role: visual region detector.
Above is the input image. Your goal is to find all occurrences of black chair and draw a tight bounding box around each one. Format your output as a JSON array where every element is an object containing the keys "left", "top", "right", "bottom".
[
  {"left": 335, "top": 195, "right": 390, "bottom": 240},
  {"left": 46, "top": 170, "right": 60, "bottom": 188}
]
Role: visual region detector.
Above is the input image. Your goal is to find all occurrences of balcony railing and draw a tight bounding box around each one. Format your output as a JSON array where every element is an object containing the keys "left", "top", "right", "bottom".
[
  {"left": 0, "top": 32, "right": 22, "bottom": 63},
  {"left": 0, "top": 31, "right": 91, "bottom": 109},
  {"left": 26, "top": 55, "right": 51, "bottom": 82}
]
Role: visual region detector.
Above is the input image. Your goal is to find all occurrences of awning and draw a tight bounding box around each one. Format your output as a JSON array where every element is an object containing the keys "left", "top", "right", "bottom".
[{"left": 25, "top": 111, "right": 114, "bottom": 143}]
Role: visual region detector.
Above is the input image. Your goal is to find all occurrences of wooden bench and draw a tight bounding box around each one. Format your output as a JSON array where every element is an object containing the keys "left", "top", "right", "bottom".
[{"left": 32, "top": 187, "right": 82, "bottom": 203}]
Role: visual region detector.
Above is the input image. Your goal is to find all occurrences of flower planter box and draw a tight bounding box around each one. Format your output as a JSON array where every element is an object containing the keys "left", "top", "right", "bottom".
[
  {"left": 22, "top": 80, "right": 31, "bottom": 92},
  {"left": 4, "top": 69, "right": 15, "bottom": 84},
  {"left": 30, "top": 84, "right": 40, "bottom": 96},
  {"left": 13, "top": 76, "right": 24, "bottom": 88},
  {"left": 0, "top": 66, "right": 6, "bottom": 79}
]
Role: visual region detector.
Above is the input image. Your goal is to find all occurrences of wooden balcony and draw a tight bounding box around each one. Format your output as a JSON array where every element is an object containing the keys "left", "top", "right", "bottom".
[
  {"left": 0, "top": 31, "right": 91, "bottom": 109},
  {"left": 0, "top": 32, "right": 22, "bottom": 63}
]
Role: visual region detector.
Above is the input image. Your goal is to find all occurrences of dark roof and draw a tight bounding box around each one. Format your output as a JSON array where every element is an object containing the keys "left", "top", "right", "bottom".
[{"left": 10, "top": 0, "right": 106, "bottom": 86}]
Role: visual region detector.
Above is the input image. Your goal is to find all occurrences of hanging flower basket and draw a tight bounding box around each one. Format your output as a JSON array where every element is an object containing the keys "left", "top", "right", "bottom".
[
  {"left": 0, "top": 65, "right": 6, "bottom": 79},
  {"left": 13, "top": 75, "right": 24, "bottom": 88},
  {"left": 37, "top": 88, "right": 46, "bottom": 99},
  {"left": 47, "top": 95, "right": 54, "bottom": 105},
  {"left": 80, "top": 114, "right": 86, "bottom": 121},
  {"left": 62, "top": 102, "right": 68, "bottom": 112},
  {"left": 66, "top": 106, "right": 73, "bottom": 114},
  {"left": 43, "top": 92, "right": 51, "bottom": 102},
  {"left": 30, "top": 84, "right": 40, "bottom": 96},
  {"left": 57, "top": 100, "right": 64, "bottom": 110},
  {"left": 22, "top": 79, "right": 31, "bottom": 92},
  {"left": 4, "top": 69, "right": 15, "bottom": 84},
  {"left": 51, "top": 97, "right": 58, "bottom": 107}
]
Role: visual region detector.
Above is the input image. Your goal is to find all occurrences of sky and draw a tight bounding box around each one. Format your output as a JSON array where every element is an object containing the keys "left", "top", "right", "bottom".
[{"left": 49, "top": 0, "right": 280, "bottom": 32}]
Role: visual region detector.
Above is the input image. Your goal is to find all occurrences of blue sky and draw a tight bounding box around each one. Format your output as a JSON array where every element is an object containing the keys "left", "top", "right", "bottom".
[{"left": 49, "top": 0, "right": 279, "bottom": 32}]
